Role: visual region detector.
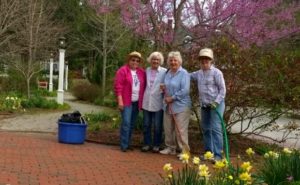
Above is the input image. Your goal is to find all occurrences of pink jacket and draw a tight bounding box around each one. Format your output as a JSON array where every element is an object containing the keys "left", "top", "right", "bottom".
[{"left": 114, "top": 64, "right": 146, "bottom": 109}]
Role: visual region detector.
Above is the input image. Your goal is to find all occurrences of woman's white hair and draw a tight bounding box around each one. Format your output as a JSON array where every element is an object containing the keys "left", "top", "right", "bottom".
[
  {"left": 147, "top": 51, "right": 164, "bottom": 65},
  {"left": 167, "top": 51, "right": 182, "bottom": 65}
]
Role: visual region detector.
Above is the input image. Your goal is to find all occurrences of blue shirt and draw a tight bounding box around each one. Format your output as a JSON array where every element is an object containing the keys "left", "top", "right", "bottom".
[
  {"left": 190, "top": 66, "right": 226, "bottom": 106},
  {"left": 164, "top": 66, "right": 191, "bottom": 114}
]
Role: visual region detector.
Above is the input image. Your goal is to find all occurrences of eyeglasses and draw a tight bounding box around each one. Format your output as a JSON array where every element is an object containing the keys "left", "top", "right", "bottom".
[{"left": 130, "top": 58, "right": 140, "bottom": 63}]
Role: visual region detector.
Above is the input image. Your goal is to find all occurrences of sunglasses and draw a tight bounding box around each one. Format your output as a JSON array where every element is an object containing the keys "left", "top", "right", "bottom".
[{"left": 130, "top": 58, "right": 140, "bottom": 63}]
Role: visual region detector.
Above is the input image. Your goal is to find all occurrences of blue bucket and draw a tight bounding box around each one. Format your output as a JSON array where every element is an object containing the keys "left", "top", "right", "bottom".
[{"left": 58, "top": 121, "right": 87, "bottom": 144}]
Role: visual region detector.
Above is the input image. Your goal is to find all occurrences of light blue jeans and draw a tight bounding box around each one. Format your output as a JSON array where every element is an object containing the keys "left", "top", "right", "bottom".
[
  {"left": 120, "top": 102, "right": 139, "bottom": 150},
  {"left": 200, "top": 101, "right": 225, "bottom": 160}
]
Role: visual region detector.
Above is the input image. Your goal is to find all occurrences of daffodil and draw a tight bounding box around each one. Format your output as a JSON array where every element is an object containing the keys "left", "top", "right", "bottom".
[
  {"left": 239, "top": 172, "right": 251, "bottom": 181},
  {"left": 179, "top": 152, "right": 190, "bottom": 164},
  {"left": 163, "top": 163, "right": 173, "bottom": 172},
  {"left": 241, "top": 161, "right": 252, "bottom": 172},
  {"left": 198, "top": 170, "right": 210, "bottom": 178},
  {"left": 283, "top": 148, "right": 292, "bottom": 154},
  {"left": 204, "top": 151, "right": 214, "bottom": 160},
  {"left": 235, "top": 180, "right": 240, "bottom": 184},
  {"left": 198, "top": 164, "right": 210, "bottom": 178},
  {"left": 192, "top": 157, "right": 200, "bottom": 165},
  {"left": 246, "top": 148, "right": 255, "bottom": 156},
  {"left": 199, "top": 164, "right": 209, "bottom": 172},
  {"left": 264, "top": 153, "right": 270, "bottom": 158},
  {"left": 268, "top": 151, "right": 279, "bottom": 159},
  {"left": 213, "top": 159, "right": 227, "bottom": 169}
]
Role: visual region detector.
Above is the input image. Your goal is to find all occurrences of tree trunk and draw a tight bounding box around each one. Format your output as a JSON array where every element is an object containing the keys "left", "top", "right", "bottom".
[
  {"left": 101, "top": 10, "right": 108, "bottom": 102},
  {"left": 26, "top": 78, "right": 31, "bottom": 99}
]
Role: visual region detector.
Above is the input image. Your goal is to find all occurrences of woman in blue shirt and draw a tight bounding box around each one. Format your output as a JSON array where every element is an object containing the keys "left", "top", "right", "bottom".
[{"left": 160, "top": 51, "right": 191, "bottom": 156}]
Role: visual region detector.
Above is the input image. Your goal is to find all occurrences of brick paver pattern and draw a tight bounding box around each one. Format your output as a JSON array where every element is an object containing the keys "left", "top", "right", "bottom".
[{"left": 0, "top": 132, "right": 181, "bottom": 185}]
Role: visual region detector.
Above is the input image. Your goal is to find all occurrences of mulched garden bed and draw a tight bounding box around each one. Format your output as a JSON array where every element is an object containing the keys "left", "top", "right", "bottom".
[{"left": 86, "top": 124, "right": 268, "bottom": 157}]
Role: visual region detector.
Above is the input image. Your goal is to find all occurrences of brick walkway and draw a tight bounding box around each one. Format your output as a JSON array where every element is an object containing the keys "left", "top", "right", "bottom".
[{"left": 0, "top": 132, "right": 181, "bottom": 185}]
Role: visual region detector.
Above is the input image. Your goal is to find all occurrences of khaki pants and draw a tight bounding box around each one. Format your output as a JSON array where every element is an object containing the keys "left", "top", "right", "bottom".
[{"left": 163, "top": 108, "right": 190, "bottom": 151}]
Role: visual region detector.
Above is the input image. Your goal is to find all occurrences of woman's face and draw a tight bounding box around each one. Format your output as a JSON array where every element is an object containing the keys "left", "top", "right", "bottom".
[
  {"left": 150, "top": 56, "right": 160, "bottom": 69},
  {"left": 200, "top": 57, "right": 212, "bottom": 70},
  {"left": 128, "top": 57, "right": 140, "bottom": 70},
  {"left": 169, "top": 57, "right": 180, "bottom": 71}
]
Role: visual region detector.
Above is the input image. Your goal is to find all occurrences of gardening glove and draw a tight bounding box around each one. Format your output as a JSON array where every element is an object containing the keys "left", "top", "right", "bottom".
[{"left": 210, "top": 102, "right": 218, "bottom": 110}]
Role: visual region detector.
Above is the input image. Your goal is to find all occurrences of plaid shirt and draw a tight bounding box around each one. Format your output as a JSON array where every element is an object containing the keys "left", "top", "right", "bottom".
[{"left": 190, "top": 66, "right": 226, "bottom": 106}]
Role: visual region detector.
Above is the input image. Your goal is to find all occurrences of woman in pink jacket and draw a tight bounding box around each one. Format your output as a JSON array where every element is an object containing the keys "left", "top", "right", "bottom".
[{"left": 114, "top": 51, "right": 146, "bottom": 152}]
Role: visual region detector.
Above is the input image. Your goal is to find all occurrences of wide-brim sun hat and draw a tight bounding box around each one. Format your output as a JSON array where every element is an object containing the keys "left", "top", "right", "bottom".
[
  {"left": 128, "top": 51, "right": 143, "bottom": 61},
  {"left": 198, "top": 48, "right": 213, "bottom": 60}
]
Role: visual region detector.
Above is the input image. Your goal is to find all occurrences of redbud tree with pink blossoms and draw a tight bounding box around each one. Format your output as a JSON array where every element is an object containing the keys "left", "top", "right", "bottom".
[{"left": 88, "top": 0, "right": 300, "bottom": 142}]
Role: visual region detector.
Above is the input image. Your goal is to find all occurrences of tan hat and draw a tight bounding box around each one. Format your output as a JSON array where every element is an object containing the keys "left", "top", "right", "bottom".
[
  {"left": 199, "top": 48, "right": 213, "bottom": 60},
  {"left": 128, "top": 51, "right": 142, "bottom": 60}
]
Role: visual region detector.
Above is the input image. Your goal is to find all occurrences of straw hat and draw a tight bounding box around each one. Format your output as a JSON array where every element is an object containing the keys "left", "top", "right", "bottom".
[{"left": 128, "top": 51, "right": 142, "bottom": 60}]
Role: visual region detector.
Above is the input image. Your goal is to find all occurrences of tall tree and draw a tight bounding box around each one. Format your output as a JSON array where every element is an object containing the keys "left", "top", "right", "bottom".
[
  {"left": 7, "top": 0, "right": 65, "bottom": 98},
  {"left": 0, "top": 0, "right": 21, "bottom": 54},
  {"left": 75, "top": 0, "right": 130, "bottom": 100},
  {"left": 115, "top": 0, "right": 300, "bottom": 48}
]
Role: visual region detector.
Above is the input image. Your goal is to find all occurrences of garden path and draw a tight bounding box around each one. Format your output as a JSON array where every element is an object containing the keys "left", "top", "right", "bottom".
[
  {"left": 0, "top": 92, "right": 107, "bottom": 133},
  {"left": 0, "top": 131, "right": 181, "bottom": 185},
  {"left": 0, "top": 93, "right": 183, "bottom": 185}
]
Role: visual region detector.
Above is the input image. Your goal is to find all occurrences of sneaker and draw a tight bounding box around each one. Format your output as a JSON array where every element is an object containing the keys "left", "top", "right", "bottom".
[
  {"left": 141, "top": 145, "right": 151, "bottom": 152},
  {"left": 177, "top": 152, "right": 183, "bottom": 158},
  {"left": 160, "top": 147, "right": 176, "bottom": 155},
  {"left": 127, "top": 146, "right": 134, "bottom": 151},
  {"left": 152, "top": 146, "right": 160, "bottom": 153}
]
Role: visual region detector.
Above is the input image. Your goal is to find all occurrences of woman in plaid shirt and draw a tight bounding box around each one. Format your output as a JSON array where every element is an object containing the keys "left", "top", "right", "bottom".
[{"left": 190, "top": 48, "right": 226, "bottom": 162}]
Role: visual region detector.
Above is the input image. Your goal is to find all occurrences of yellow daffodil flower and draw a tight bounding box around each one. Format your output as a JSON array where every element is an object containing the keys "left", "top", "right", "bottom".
[
  {"left": 163, "top": 163, "right": 173, "bottom": 172},
  {"left": 198, "top": 170, "right": 210, "bottom": 178},
  {"left": 241, "top": 161, "right": 252, "bottom": 172},
  {"left": 239, "top": 172, "right": 251, "bottom": 181},
  {"left": 213, "top": 159, "right": 227, "bottom": 169},
  {"left": 199, "top": 164, "right": 209, "bottom": 172},
  {"left": 283, "top": 148, "right": 292, "bottom": 154},
  {"left": 204, "top": 151, "right": 214, "bottom": 160},
  {"left": 264, "top": 153, "right": 269, "bottom": 158},
  {"left": 192, "top": 157, "right": 200, "bottom": 165},
  {"left": 179, "top": 152, "right": 190, "bottom": 164},
  {"left": 268, "top": 151, "right": 279, "bottom": 159},
  {"left": 246, "top": 148, "right": 255, "bottom": 156}
]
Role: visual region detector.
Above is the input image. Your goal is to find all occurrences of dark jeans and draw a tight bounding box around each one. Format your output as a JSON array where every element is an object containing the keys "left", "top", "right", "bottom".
[
  {"left": 143, "top": 110, "right": 163, "bottom": 147},
  {"left": 120, "top": 102, "right": 139, "bottom": 150}
]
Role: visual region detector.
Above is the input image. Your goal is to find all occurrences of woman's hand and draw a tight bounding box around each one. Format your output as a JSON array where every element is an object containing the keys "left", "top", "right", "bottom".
[
  {"left": 117, "top": 96, "right": 124, "bottom": 111},
  {"left": 165, "top": 96, "right": 173, "bottom": 104},
  {"left": 160, "top": 83, "right": 166, "bottom": 92}
]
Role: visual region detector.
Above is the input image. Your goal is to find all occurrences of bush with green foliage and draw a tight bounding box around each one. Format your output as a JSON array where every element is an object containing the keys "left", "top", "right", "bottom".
[
  {"left": 0, "top": 96, "right": 22, "bottom": 111},
  {"left": 33, "top": 89, "right": 57, "bottom": 97},
  {"left": 71, "top": 80, "right": 100, "bottom": 102},
  {"left": 21, "top": 96, "right": 68, "bottom": 110},
  {"left": 85, "top": 111, "right": 143, "bottom": 132},
  {"left": 84, "top": 112, "right": 119, "bottom": 131}
]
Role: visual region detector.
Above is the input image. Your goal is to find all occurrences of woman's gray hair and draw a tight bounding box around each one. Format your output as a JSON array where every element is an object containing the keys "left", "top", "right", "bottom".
[
  {"left": 147, "top": 51, "right": 164, "bottom": 65},
  {"left": 167, "top": 51, "right": 182, "bottom": 65}
]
